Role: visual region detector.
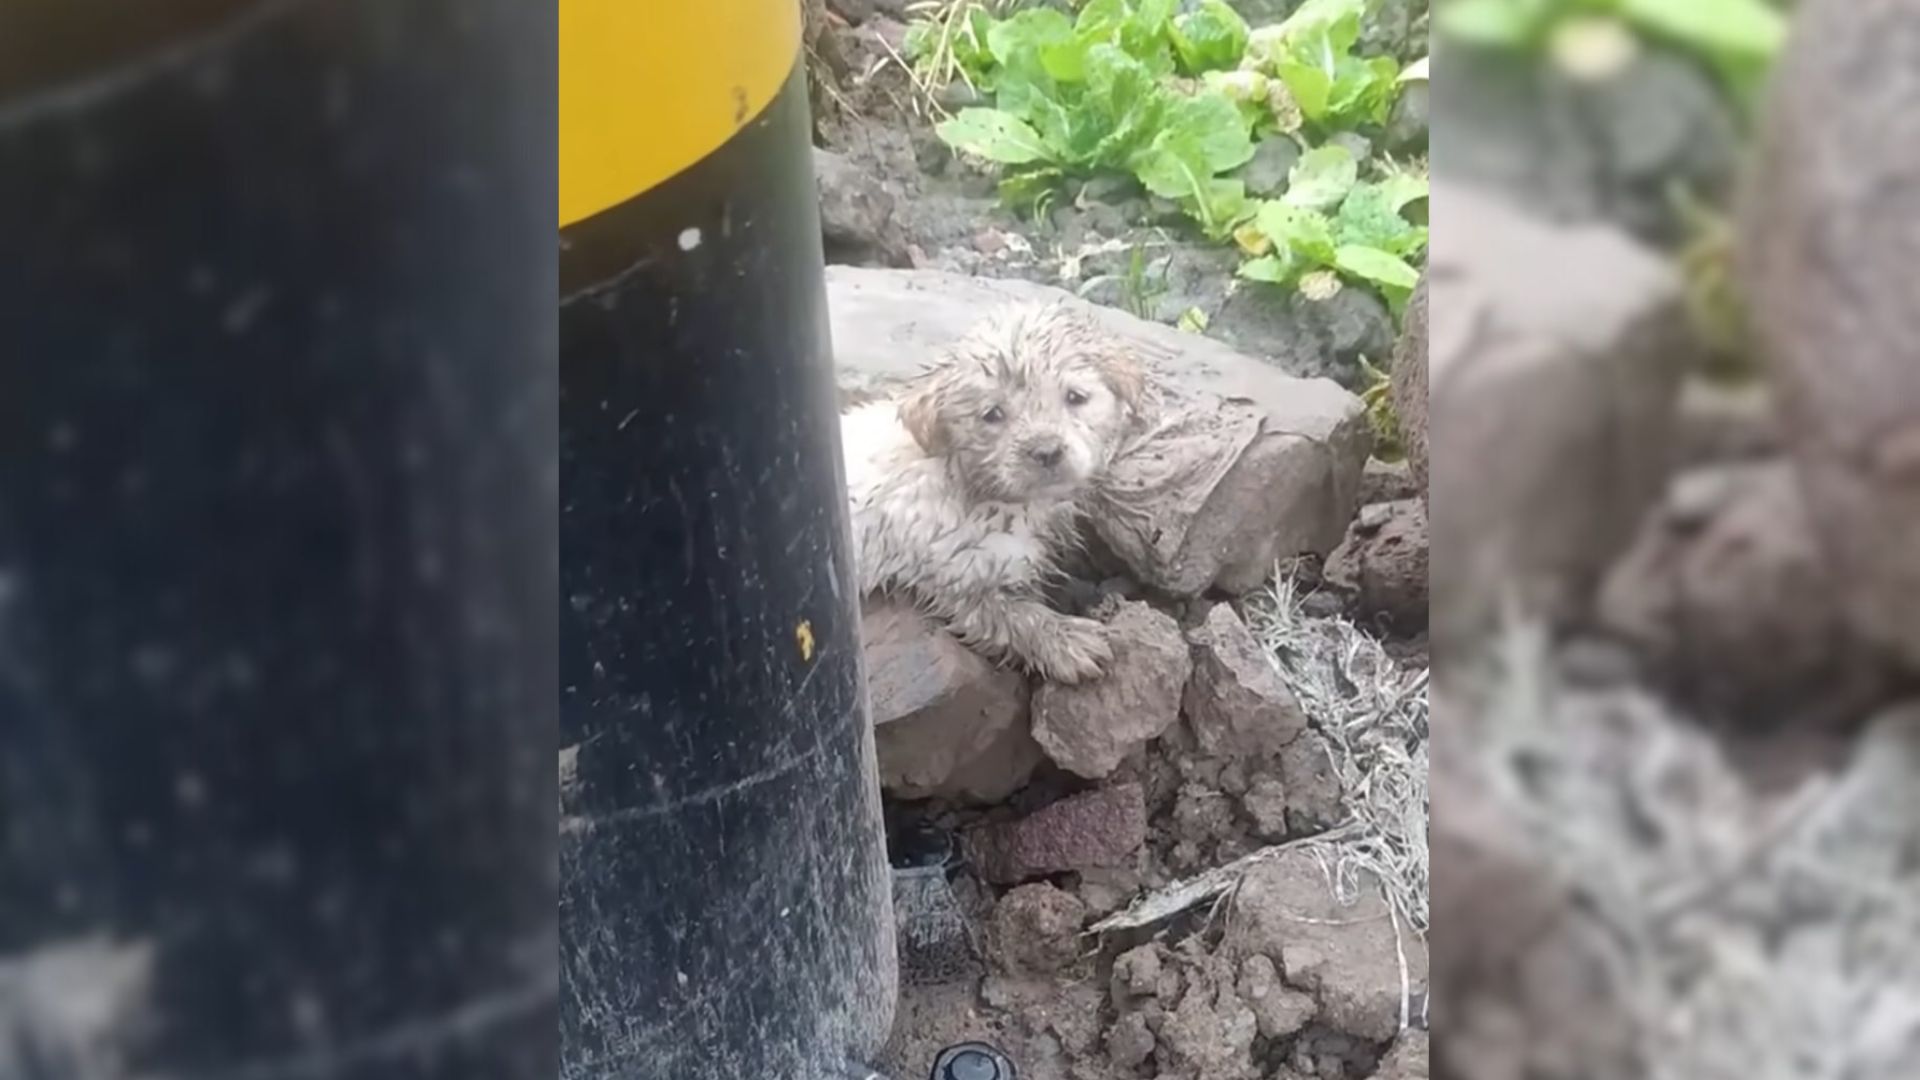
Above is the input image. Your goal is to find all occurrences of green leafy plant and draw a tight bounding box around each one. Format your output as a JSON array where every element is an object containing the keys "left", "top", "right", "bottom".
[
  {"left": 914, "top": 0, "right": 1428, "bottom": 314},
  {"left": 1356, "top": 354, "right": 1406, "bottom": 461},
  {"left": 1437, "top": 0, "right": 1785, "bottom": 104},
  {"left": 1244, "top": 0, "right": 1403, "bottom": 134},
  {"left": 929, "top": 2, "right": 1259, "bottom": 238},
  {"left": 1236, "top": 145, "right": 1428, "bottom": 306}
]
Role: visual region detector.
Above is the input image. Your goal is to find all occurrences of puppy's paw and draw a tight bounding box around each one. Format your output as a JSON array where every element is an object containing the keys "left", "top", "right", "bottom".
[{"left": 1028, "top": 616, "right": 1112, "bottom": 685}]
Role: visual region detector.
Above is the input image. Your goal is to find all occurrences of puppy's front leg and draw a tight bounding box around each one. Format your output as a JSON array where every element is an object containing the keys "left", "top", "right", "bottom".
[{"left": 940, "top": 590, "right": 1112, "bottom": 684}]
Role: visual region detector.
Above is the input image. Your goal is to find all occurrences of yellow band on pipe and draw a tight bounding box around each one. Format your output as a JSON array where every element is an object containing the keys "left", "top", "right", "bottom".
[{"left": 558, "top": 0, "right": 801, "bottom": 228}]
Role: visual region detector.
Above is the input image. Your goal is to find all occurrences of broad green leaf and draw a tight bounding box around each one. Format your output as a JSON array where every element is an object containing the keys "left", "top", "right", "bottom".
[
  {"left": 1282, "top": 145, "right": 1357, "bottom": 210},
  {"left": 1075, "top": 0, "right": 1129, "bottom": 42},
  {"left": 1239, "top": 253, "right": 1297, "bottom": 284},
  {"left": 1376, "top": 173, "right": 1430, "bottom": 215},
  {"left": 1193, "top": 178, "right": 1254, "bottom": 239},
  {"left": 1275, "top": 0, "right": 1364, "bottom": 55},
  {"left": 1273, "top": 60, "right": 1333, "bottom": 121},
  {"left": 1333, "top": 244, "right": 1421, "bottom": 290},
  {"left": 1041, "top": 35, "right": 1093, "bottom": 81},
  {"left": 1257, "top": 201, "right": 1337, "bottom": 264},
  {"left": 1437, "top": 0, "right": 1548, "bottom": 48},
  {"left": 1334, "top": 184, "right": 1425, "bottom": 257},
  {"left": 1162, "top": 91, "right": 1256, "bottom": 173},
  {"left": 1083, "top": 44, "right": 1170, "bottom": 168},
  {"left": 1617, "top": 0, "right": 1786, "bottom": 61},
  {"left": 1170, "top": 0, "right": 1252, "bottom": 75},
  {"left": 1134, "top": 131, "right": 1210, "bottom": 201},
  {"left": 1326, "top": 55, "right": 1392, "bottom": 121},
  {"left": 987, "top": 8, "right": 1076, "bottom": 69},
  {"left": 903, "top": 21, "right": 935, "bottom": 63},
  {"left": 936, "top": 108, "right": 1055, "bottom": 164},
  {"left": 1120, "top": 0, "right": 1179, "bottom": 70}
]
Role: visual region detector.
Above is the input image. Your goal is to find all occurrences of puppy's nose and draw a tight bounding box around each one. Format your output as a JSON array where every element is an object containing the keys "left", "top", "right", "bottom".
[{"left": 1027, "top": 441, "right": 1065, "bottom": 468}]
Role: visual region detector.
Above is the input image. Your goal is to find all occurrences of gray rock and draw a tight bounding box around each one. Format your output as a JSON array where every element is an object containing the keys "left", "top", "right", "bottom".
[
  {"left": 1325, "top": 498, "right": 1428, "bottom": 632},
  {"left": 987, "top": 883, "right": 1087, "bottom": 977},
  {"left": 1360, "top": 0, "right": 1423, "bottom": 61},
  {"left": 1385, "top": 80, "right": 1429, "bottom": 154},
  {"left": 1239, "top": 135, "right": 1304, "bottom": 199},
  {"left": 1434, "top": 41, "right": 1739, "bottom": 244},
  {"left": 1277, "top": 729, "right": 1343, "bottom": 832},
  {"left": 1429, "top": 181, "right": 1687, "bottom": 652},
  {"left": 1211, "top": 280, "right": 1396, "bottom": 387},
  {"left": 1598, "top": 462, "right": 1890, "bottom": 727},
  {"left": 1676, "top": 378, "right": 1780, "bottom": 467},
  {"left": 1360, "top": 458, "right": 1419, "bottom": 506},
  {"left": 1327, "top": 130, "right": 1374, "bottom": 167},
  {"left": 961, "top": 783, "right": 1148, "bottom": 885},
  {"left": 1106, "top": 1011, "right": 1156, "bottom": 1069},
  {"left": 1238, "top": 954, "right": 1318, "bottom": 1039},
  {"left": 1032, "top": 602, "right": 1190, "bottom": 778},
  {"left": 1392, "top": 276, "right": 1428, "bottom": 503},
  {"left": 814, "top": 147, "right": 912, "bottom": 268},
  {"left": 1183, "top": 604, "right": 1309, "bottom": 760},
  {"left": 1741, "top": 0, "right": 1920, "bottom": 672},
  {"left": 1227, "top": 849, "right": 1424, "bottom": 1044},
  {"left": 827, "top": 267, "right": 1372, "bottom": 592},
  {"left": 865, "top": 601, "right": 1042, "bottom": 801}
]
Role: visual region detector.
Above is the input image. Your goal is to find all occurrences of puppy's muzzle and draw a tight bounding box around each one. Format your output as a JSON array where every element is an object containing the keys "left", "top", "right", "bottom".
[{"left": 1025, "top": 438, "right": 1066, "bottom": 469}]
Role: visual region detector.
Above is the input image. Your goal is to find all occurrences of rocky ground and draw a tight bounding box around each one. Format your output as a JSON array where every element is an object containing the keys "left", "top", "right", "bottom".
[{"left": 806, "top": 5, "right": 1435, "bottom": 1077}]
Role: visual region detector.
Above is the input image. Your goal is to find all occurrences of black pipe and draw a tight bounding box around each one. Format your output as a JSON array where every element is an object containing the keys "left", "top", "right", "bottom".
[
  {"left": 0, "top": 3, "right": 556, "bottom": 1077},
  {"left": 555, "top": 12, "right": 896, "bottom": 1080}
]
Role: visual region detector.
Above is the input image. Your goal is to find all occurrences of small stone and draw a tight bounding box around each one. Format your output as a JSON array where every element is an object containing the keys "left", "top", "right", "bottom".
[
  {"left": 1327, "top": 130, "right": 1374, "bottom": 166},
  {"left": 1279, "top": 730, "right": 1344, "bottom": 831},
  {"left": 1324, "top": 498, "right": 1429, "bottom": 632},
  {"left": 1241, "top": 776, "right": 1291, "bottom": 841},
  {"left": 1239, "top": 135, "right": 1304, "bottom": 199},
  {"left": 1227, "top": 850, "right": 1421, "bottom": 1044},
  {"left": 1106, "top": 1011, "right": 1156, "bottom": 1069},
  {"left": 1032, "top": 602, "right": 1190, "bottom": 778},
  {"left": 1374, "top": 1030, "right": 1431, "bottom": 1080},
  {"left": 1237, "top": 954, "right": 1318, "bottom": 1039},
  {"left": 1183, "top": 604, "right": 1309, "bottom": 760},
  {"left": 962, "top": 783, "right": 1148, "bottom": 885},
  {"left": 987, "top": 884, "right": 1087, "bottom": 977},
  {"left": 1111, "top": 943, "right": 1164, "bottom": 1002}
]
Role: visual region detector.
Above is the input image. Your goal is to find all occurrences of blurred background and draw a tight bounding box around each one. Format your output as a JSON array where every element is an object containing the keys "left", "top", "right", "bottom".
[{"left": 1425, "top": 0, "right": 1920, "bottom": 1077}]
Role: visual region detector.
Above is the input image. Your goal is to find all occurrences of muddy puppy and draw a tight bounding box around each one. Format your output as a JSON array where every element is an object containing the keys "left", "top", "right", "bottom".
[{"left": 842, "top": 302, "right": 1146, "bottom": 683}]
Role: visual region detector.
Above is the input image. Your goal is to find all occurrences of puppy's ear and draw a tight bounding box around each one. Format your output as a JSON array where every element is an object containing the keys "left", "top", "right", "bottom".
[
  {"left": 897, "top": 383, "right": 948, "bottom": 455},
  {"left": 1098, "top": 348, "right": 1148, "bottom": 411}
]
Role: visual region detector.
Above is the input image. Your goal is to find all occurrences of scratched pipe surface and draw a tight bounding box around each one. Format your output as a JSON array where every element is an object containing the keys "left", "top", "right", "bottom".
[
  {"left": 556, "top": 56, "right": 897, "bottom": 1080},
  {"left": 0, "top": 3, "right": 557, "bottom": 1078}
]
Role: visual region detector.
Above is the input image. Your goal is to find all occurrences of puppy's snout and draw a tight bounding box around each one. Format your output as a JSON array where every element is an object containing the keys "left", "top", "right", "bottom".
[{"left": 1027, "top": 439, "right": 1066, "bottom": 468}]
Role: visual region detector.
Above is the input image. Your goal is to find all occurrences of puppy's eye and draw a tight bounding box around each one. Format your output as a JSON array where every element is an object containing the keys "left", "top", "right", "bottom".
[
  {"left": 1065, "top": 389, "right": 1089, "bottom": 407},
  {"left": 981, "top": 406, "right": 1005, "bottom": 424}
]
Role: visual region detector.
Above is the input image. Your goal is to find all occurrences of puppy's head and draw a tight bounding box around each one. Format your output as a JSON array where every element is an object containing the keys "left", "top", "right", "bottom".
[{"left": 899, "top": 302, "right": 1146, "bottom": 502}]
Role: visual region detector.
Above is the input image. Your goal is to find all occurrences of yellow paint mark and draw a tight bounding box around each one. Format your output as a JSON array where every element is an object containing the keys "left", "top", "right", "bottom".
[
  {"left": 559, "top": 0, "right": 800, "bottom": 226},
  {"left": 795, "top": 619, "right": 816, "bottom": 663}
]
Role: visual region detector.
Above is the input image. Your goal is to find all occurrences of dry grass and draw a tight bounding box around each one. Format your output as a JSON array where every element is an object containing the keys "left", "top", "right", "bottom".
[{"left": 1244, "top": 576, "right": 1430, "bottom": 939}]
